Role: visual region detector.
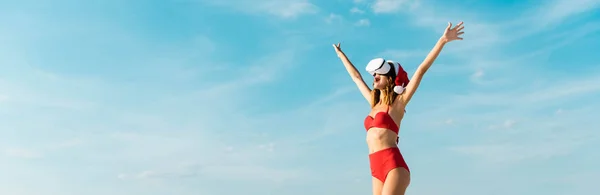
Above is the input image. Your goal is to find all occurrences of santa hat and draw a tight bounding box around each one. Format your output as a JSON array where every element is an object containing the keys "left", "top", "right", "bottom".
[{"left": 366, "top": 58, "right": 410, "bottom": 94}]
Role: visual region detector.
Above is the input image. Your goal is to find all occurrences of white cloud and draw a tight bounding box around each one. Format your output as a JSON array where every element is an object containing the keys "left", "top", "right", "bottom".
[
  {"left": 411, "top": 71, "right": 600, "bottom": 172},
  {"left": 529, "top": 0, "right": 600, "bottom": 27},
  {"left": 200, "top": 165, "right": 309, "bottom": 182},
  {"left": 354, "top": 18, "right": 370, "bottom": 26},
  {"left": 471, "top": 69, "right": 484, "bottom": 79},
  {"left": 0, "top": 94, "right": 8, "bottom": 102},
  {"left": 487, "top": 119, "right": 517, "bottom": 130},
  {"left": 449, "top": 118, "right": 597, "bottom": 165},
  {"left": 437, "top": 73, "right": 600, "bottom": 115},
  {"left": 258, "top": 142, "right": 276, "bottom": 152},
  {"left": 503, "top": 119, "right": 516, "bottom": 128},
  {"left": 555, "top": 108, "right": 563, "bottom": 115},
  {"left": 95, "top": 83, "right": 361, "bottom": 186},
  {"left": 260, "top": 1, "right": 319, "bottom": 18},
  {"left": 2, "top": 137, "right": 87, "bottom": 160},
  {"left": 469, "top": 69, "right": 485, "bottom": 83},
  {"left": 0, "top": 13, "right": 329, "bottom": 192},
  {"left": 224, "top": 146, "right": 234, "bottom": 152},
  {"left": 450, "top": 143, "right": 564, "bottom": 164},
  {"left": 371, "top": 0, "right": 420, "bottom": 14},
  {"left": 56, "top": 138, "right": 84, "bottom": 148},
  {"left": 350, "top": 7, "right": 365, "bottom": 14},
  {"left": 4, "top": 148, "right": 42, "bottom": 159},
  {"left": 200, "top": 0, "right": 319, "bottom": 19},
  {"left": 325, "top": 13, "right": 343, "bottom": 23},
  {"left": 0, "top": 38, "right": 368, "bottom": 195}
]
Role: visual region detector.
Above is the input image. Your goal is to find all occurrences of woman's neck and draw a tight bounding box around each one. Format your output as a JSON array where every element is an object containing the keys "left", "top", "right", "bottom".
[{"left": 379, "top": 93, "right": 387, "bottom": 102}]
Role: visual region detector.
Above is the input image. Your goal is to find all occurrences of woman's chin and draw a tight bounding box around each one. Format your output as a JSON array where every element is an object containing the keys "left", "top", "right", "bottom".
[{"left": 373, "top": 85, "right": 384, "bottom": 89}]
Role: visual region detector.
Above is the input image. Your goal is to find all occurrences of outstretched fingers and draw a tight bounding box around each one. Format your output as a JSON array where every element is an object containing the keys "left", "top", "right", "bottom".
[
  {"left": 452, "top": 21, "right": 464, "bottom": 30},
  {"left": 333, "top": 43, "right": 341, "bottom": 49},
  {"left": 453, "top": 21, "right": 465, "bottom": 40}
]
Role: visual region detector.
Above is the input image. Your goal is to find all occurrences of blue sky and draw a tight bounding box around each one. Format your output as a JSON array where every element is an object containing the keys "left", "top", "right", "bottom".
[{"left": 1, "top": 0, "right": 600, "bottom": 194}]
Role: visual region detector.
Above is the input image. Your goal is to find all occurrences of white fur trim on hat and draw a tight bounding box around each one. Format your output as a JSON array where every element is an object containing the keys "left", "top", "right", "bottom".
[{"left": 393, "top": 85, "right": 405, "bottom": 94}]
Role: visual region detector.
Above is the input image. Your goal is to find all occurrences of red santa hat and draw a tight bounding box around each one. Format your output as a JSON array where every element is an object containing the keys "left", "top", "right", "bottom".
[{"left": 366, "top": 58, "right": 410, "bottom": 94}]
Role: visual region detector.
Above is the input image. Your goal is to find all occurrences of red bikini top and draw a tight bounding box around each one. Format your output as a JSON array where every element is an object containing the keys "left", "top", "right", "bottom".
[{"left": 364, "top": 106, "right": 399, "bottom": 134}]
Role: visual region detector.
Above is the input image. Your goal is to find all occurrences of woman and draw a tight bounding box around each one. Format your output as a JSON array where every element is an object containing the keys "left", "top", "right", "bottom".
[{"left": 332, "top": 22, "right": 465, "bottom": 195}]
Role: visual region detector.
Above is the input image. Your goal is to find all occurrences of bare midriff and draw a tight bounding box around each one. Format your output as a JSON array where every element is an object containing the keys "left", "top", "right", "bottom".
[{"left": 366, "top": 126, "right": 401, "bottom": 154}]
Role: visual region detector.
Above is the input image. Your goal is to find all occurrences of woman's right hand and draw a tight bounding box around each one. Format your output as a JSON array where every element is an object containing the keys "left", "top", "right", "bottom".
[{"left": 332, "top": 43, "right": 343, "bottom": 57}]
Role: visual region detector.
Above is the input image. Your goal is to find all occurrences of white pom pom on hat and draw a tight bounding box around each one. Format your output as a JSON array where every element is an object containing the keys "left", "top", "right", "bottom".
[{"left": 393, "top": 85, "right": 405, "bottom": 94}]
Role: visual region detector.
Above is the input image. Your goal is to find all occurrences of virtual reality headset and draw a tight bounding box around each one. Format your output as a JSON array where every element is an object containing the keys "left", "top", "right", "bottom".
[{"left": 365, "top": 58, "right": 398, "bottom": 77}]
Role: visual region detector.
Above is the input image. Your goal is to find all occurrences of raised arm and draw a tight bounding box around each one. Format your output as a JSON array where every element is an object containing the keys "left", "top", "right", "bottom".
[
  {"left": 400, "top": 22, "right": 465, "bottom": 104},
  {"left": 333, "top": 43, "right": 373, "bottom": 105}
]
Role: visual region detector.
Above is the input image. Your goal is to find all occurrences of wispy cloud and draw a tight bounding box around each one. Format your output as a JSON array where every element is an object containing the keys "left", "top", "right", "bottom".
[
  {"left": 325, "top": 13, "right": 343, "bottom": 23},
  {"left": 3, "top": 148, "right": 42, "bottom": 159},
  {"left": 447, "top": 104, "right": 599, "bottom": 165},
  {"left": 350, "top": 7, "right": 365, "bottom": 14},
  {"left": 371, "top": 0, "right": 420, "bottom": 14},
  {"left": 528, "top": 0, "right": 600, "bottom": 27},
  {"left": 354, "top": 18, "right": 370, "bottom": 26},
  {"left": 0, "top": 6, "right": 325, "bottom": 193},
  {"left": 199, "top": 0, "right": 319, "bottom": 18},
  {"left": 1, "top": 137, "right": 83, "bottom": 160}
]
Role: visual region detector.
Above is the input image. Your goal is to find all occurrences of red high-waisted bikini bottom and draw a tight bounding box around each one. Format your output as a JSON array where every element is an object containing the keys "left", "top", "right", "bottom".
[{"left": 369, "top": 147, "right": 409, "bottom": 183}]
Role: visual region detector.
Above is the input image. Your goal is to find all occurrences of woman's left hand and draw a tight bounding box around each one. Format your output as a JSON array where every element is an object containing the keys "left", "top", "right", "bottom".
[{"left": 440, "top": 21, "right": 465, "bottom": 43}]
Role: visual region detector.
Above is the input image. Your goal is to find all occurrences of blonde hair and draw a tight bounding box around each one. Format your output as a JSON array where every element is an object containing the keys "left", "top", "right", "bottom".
[{"left": 370, "top": 76, "right": 398, "bottom": 108}]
